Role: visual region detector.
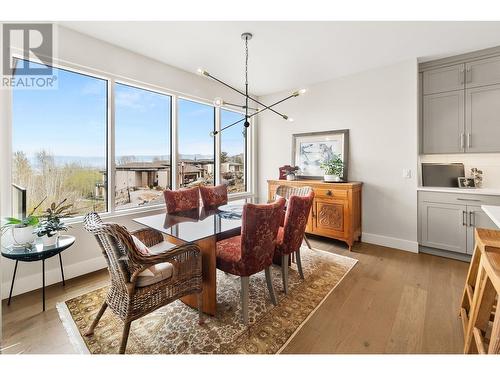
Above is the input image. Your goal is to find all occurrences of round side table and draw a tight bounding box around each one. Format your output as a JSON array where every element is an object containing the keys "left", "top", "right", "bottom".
[{"left": 1, "top": 235, "right": 75, "bottom": 311}]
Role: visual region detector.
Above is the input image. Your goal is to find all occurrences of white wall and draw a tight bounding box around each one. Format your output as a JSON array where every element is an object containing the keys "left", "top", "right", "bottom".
[
  {"left": 0, "top": 25, "right": 245, "bottom": 298},
  {"left": 257, "top": 60, "right": 419, "bottom": 252}
]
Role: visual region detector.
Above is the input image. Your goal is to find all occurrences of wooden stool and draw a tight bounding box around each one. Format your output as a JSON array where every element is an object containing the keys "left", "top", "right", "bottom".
[{"left": 462, "top": 228, "right": 500, "bottom": 354}]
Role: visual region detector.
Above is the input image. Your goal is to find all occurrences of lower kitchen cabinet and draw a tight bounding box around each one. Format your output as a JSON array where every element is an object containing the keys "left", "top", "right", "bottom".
[{"left": 418, "top": 191, "right": 500, "bottom": 258}]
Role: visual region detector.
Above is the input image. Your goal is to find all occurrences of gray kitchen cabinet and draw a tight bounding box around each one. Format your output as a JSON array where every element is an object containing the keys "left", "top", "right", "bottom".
[
  {"left": 466, "top": 205, "right": 498, "bottom": 254},
  {"left": 422, "top": 90, "right": 465, "bottom": 154},
  {"left": 420, "top": 201, "right": 467, "bottom": 253},
  {"left": 465, "top": 56, "right": 500, "bottom": 88},
  {"left": 423, "top": 64, "right": 465, "bottom": 94},
  {"left": 465, "top": 84, "right": 500, "bottom": 153},
  {"left": 418, "top": 191, "right": 500, "bottom": 258}
]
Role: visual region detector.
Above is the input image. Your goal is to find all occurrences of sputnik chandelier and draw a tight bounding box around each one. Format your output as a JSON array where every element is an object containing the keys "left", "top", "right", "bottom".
[{"left": 197, "top": 32, "right": 306, "bottom": 136}]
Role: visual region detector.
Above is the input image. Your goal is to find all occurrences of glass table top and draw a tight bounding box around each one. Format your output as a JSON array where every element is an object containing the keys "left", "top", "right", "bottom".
[
  {"left": 133, "top": 205, "right": 243, "bottom": 243},
  {"left": 1, "top": 235, "right": 76, "bottom": 261}
]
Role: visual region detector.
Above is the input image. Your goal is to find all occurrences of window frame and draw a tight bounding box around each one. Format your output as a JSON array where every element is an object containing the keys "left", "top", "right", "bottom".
[{"left": 6, "top": 55, "right": 256, "bottom": 224}]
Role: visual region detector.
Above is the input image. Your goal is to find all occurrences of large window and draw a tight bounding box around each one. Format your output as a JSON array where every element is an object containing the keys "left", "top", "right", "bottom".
[
  {"left": 220, "top": 109, "right": 247, "bottom": 193},
  {"left": 114, "top": 83, "right": 172, "bottom": 210},
  {"left": 10, "top": 60, "right": 253, "bottom": 219},
  {"left": 177, "top": 99, "right": 215, "bottom": 188},
  {"left": 12, "top": 59, "right": 108, "bottom": 216}
]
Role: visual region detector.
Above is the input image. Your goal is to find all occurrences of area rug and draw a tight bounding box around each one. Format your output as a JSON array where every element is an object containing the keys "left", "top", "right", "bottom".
[{"left": 57, "top": 246, "right": 357, "bottom": 354}]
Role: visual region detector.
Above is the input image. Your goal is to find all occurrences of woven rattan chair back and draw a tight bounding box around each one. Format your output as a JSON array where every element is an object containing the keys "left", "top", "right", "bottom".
[{"left": 275, "top": 185, "right": 313, "bottom": 200}]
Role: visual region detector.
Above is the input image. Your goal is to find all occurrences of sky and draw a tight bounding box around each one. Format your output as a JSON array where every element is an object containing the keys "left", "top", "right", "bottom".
[{"left": 12, "top": 60, "right": 246, "bottom": 164}]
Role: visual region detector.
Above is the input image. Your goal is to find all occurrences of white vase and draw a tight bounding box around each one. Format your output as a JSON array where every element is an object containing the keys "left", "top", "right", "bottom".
[
  {"left": 324, "top": 174, "right": 341, "bottom": 182},
  {"left": 41, "top": 234, "right": 59, "bottom": 247},
  {"left": 11, "top": 225, "right": 36, "bottom": 247}
]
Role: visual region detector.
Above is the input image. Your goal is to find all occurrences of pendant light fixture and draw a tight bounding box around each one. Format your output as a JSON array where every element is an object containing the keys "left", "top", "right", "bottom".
[{"left": 197, "top": 32, "right": 306, "bottom": 136}]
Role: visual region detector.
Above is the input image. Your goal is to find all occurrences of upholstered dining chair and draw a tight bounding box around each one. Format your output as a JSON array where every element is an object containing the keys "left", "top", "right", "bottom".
[
  {"left": 199, "top": 184, "right": 228, "bottom": 208},
  {"left": 163, "top": 186, "right": 200, "bottom": 214},
  {"left": 274, "top": 191, "right": 315, "bottom": 294},
  {"left": 274, "top": 185, "right": 314, "bottom": 249},
  {"left": 215, "top": 198, "right": 286, "bottom": 324},
  {"left": 83, "top": 212, "right": 203, "bottom": 354}
]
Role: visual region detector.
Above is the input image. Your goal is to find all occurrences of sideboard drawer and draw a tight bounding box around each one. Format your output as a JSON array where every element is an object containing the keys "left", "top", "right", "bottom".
[{"left": 315, "top": 188, "right": 348, "bottom": 200}]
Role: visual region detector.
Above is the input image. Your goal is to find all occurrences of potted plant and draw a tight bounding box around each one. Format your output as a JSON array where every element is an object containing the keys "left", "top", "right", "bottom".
[
  {"left": 1, "top": 198, "right": 45, "bottom": 247},
  {"left": 34, "top": 199, "right": 75, "bottom": 247},
  {"left": 320, "top": 154, "right": 344, "bottom": 182}
]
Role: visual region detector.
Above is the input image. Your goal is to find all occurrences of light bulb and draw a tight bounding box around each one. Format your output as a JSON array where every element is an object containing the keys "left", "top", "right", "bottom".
[
  {"left": 213, "top": 97, "right": 224, "bottom": 107},
  {"left": 298, "top": 88, "right": 307, "bottom": 95},
  {"left": 287, "top": 117, "right": 295, "bottom": 122},
  {"left": 197, "top": 68, "right": 208, "bottom": 76}
]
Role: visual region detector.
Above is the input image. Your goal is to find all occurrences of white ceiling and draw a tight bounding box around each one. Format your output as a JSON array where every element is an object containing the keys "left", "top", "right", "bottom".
[{"left": 60, "top": 21, "right": 500, "bottom": 96}]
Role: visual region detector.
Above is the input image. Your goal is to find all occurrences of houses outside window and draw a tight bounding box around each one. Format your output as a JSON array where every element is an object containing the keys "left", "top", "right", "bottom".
[
  {"left": 220, "top": 109, "right": 247, "bottom": 193},
  {"left": 114, "top": 83, "right": 172, "bottom": 210},
  {"left": 177, "top": 98, "right": 215, "bottom": 188}
]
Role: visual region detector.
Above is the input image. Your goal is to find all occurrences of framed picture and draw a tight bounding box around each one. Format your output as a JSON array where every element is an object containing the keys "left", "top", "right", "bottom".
[
  {"left": 458, "top": 177, "right": 476, "bottom": 188},
  {"left": 292, "top": 129, "right": 349, "bottom": 181}
]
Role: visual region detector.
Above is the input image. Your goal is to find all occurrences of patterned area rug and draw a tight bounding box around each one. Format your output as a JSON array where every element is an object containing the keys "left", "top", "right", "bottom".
[{"left": 57, "top": 247, "right": 357, "bottom": 354}]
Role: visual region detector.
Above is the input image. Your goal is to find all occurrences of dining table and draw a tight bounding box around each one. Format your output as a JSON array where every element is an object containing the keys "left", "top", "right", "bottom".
[{"left": 133, "top": 204, "right": 243, "bottom": 315}]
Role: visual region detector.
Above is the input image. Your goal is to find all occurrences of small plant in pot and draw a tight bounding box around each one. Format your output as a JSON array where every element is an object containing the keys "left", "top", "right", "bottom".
[
  {"left": 34, "top": 199, "right": 75, "bottom": 247},
  {"left": 1, "top": 198, "right": 45, "bottom": 248},
  {"left": 320, "top": 154, "right": 344, "bottom": 182}
]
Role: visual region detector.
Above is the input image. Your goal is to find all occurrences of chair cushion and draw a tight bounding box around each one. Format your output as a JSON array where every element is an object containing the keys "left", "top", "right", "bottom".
[
  {"left": 132, "top": 235, "right": 177, "bottom": 287},
  {"left": 216, "top": 235, "right": 244, "bottom": 275},
  {"left": 136, "top": 262, "right": 174, "bottom": 287}
]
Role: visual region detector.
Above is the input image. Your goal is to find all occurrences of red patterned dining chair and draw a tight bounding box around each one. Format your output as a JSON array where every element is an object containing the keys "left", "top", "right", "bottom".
[
  {"left": 274, "top": 191, "right": 315, "bottom": 294},
  {"left": 215, "top": 198, "right": 286, "bottom": 324},
  {"left": 273, "top": 185, "right": 314, "bottom": 250},
  {"left": 199, "top": 184, "right": 228, "bottom": 208},
  {"left": 163, "top": 186, "right": 200, "bottom": 214}
]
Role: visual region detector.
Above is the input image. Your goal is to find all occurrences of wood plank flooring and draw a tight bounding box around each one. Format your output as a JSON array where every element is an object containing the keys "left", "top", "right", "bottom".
[{"left": 1, "top": 237, "right": 468, "bottom": 354}]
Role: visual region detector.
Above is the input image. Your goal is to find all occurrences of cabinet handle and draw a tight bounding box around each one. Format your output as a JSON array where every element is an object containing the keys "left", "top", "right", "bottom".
[
  {"left": 469, "top": 211, "right": 475, "bottom": 227},
  {"left": 460, "top": 133, "right": 465, "bottom": 149},
  {"left": 463, "top": 211, "right": 467, "bottom": 226},
  {"left": 326, "top": 190, "right": 333, "bottom": 196},
  {"left": 460, "top": 67, "right": 465, "bottom": 85},
  {"left": 468, "top": 133, "right": 472, "bottom": 149},
  {"left": 457, "top": 198, "right": 481, "bottom": 202}
]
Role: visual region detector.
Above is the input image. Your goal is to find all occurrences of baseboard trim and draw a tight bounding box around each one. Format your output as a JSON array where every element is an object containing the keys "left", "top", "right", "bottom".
[
  {"left": 361, "top": 232, "right": 419, "bottom": 253},
  {"left": 1, "top": 256, "right": 107, "bottom": 300}
]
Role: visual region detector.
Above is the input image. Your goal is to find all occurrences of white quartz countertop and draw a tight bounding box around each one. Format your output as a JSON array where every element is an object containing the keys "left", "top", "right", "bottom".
[
  {"left": 482, "top": 205, "right": 500, "bottom": 228},
  {"left": 417, "top": 186, "right": 500, "bottom": 196}
]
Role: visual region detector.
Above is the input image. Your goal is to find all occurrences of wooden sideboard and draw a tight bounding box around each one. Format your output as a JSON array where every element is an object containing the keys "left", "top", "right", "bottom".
[{"left": 267, "top": 179, "right": 362, "bottom": 250}]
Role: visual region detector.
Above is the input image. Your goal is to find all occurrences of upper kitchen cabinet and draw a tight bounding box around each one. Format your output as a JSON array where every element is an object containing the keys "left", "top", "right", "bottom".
[
  {"left": 422, "top": 90, "right": 464, "bottom": 154},
  {"left": 465, "top": 56, "right": 500, "bottom": 88},
  {"left": 465, "top": 84, "right": 500, "bottom": 153},
  {"left": 423, "top": 64, "right": 465, "bottom": 95},
  {"left": 420, "top": 47, "right": 500, "bottom": 154}
]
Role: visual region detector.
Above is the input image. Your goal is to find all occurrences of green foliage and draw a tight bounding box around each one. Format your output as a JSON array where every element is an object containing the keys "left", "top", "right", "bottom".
[
  {"left": 320, "top": 154, "right": 344, "bottom": 176},
  {"left": 34, "top": 199, "right": 76, "bottom": 237}
]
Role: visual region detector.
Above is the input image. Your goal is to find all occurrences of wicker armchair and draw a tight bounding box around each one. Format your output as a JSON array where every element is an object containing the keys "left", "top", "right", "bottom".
[
  {"left": 274, "top": 185, "right": 314, "bottom": 249},
  {"left": 83, "top": 212, "right": 203, "bottom": 354}
]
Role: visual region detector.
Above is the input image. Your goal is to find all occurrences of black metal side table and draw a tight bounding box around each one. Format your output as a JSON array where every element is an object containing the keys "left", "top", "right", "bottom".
[{"left": 1, "top": 235, "right": 75, "bottom": 311}]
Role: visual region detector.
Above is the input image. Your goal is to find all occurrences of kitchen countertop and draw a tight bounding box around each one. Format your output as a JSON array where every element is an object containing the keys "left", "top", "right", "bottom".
[
  {"left": 481, "top": 205, "right": 500, "bottom": 228},
  {"left": 417, "top": 186, "right": 500, "bottom": 196}
]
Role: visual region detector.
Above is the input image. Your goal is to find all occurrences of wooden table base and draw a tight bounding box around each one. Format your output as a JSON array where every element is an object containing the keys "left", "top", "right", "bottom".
[{"left": 165, "top": 235, "right": 217, "bottom": 315}]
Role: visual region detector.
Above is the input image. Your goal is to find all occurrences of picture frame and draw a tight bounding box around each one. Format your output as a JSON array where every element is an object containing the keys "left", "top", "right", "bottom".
[
  {"left": 291, "top": 129, "right": 349, "bottom": 181},
  {"left": 458, "top": 177, "right": 476, "bottom": 188}
]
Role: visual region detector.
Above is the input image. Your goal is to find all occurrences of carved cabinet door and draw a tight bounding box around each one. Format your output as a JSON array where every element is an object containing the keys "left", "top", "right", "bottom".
[{"left": 312, "top": 198, "right": 348, "bottom": 237}]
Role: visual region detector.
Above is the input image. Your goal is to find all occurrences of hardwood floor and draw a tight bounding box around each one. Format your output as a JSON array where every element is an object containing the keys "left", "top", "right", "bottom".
[{"left": 1, "top": 237, "right": 468, "bottom": 354}]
